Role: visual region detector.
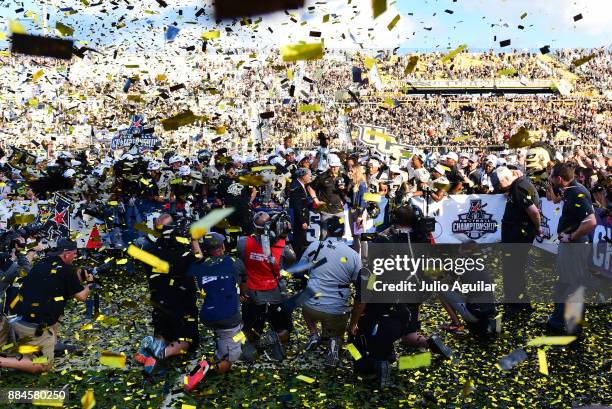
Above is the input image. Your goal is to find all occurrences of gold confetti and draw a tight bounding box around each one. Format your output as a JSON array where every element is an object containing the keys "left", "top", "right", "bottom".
[
  {"left": 372, "top": 0, "right": 387, "bottom": 18},
  {"left": 18, "top": 345, "right": 41, "bottom": 354},
  {"left": 299, "top": 104, "right": 322, "bottom": 112},
  {"left": 346, "top": 343, "right": 362, "bottom": 360},
  {"left": 296, "top": 375, "right": 316, "bottom": 384},
  {"left": 190, "top": 207, "right": 235, "bottom": 240},
  {"left": 55, "top": 22, "right": 74, "bottom": 37},
  {"left": 440, "top": 44, "right": 468, "bottom": 63},
  {"left": 280, "top": 43, "right": 324, "bottom": 62},
  {"left": 405, "top": 55, "right": 419, "bottom": 74},
  {"left": 537, "top": 349, "right": 549, "bottom": 375},
  {"left": 161, "top": 110, "right": 200, "bottom": 131},
  {"left": 526, "top": 336, "right": 577, "bottom": 347},
  {"left": 572, "top": 54, "right": 596, "bottom": 67},
  {"left": 387, "top": 14, "right": 400, "bottom": 31},
  {"left": 398, "top": 352, "right": 431, "bottom": 370},
  {"left": 100, "top": 351, "right": 126, "bottom": 368},
  {"left": 81, "top": 389, "right": 96, "bottom": 409},
  {"left": 127, "top": 245, "right": 169, "bottom": 274},
  {"left": 363, "top": 193, "right": 382, "bottom": 203},
  {"left": 202, "top": 30, "right": 220, "bottom": 40}
]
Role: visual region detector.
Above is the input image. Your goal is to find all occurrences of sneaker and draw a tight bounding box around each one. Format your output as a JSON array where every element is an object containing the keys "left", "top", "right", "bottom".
[
  {"left": 260, "top": 330, "right": 285, "bottom": 361},
  {"left": 305, "top": 333, "right": 321, "bottom": 351},
  {"left": 440, "top": 322, "right": 464, "bottom": 333},
  {"left": 149, "top": 338, "right": 166, "bottom": 359},
  {"left": 427, "top": 335, "right": 452, "bottom": 359},
  {"left": 135, "top": 336, "right": 154, "bottom": 365},
  {"left": 143, "top": 356, "right": 157, "bottom": 375},
  {"left": 324, "top": 338, "right": 340, "bottom": 367},
  {"left": 184, "top": 360, "right": 210, "bottom": 393}
]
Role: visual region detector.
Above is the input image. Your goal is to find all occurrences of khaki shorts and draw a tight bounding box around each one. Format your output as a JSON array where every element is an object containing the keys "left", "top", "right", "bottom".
[
  {"left": 302, "top": 306, "right": 349, "bottom": 338},
  {"left": 11, "top": 321, "right": 58, "bottom": 371},
  {"left": 213, "top": 324, "right": 243, "bottom": 363},
  {"left": 0, "top": 315, "right": 8, "bottom": 347}
]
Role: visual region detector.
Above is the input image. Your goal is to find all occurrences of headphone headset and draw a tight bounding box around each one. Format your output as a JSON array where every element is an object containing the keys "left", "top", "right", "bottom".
[{"left": 253, "top": 211, "right": 292, "bottom": 241}]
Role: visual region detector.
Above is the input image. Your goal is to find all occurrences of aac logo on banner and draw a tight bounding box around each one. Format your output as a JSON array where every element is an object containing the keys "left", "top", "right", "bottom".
[{"left": 451, "top": 199, "right": 498, "bottom": 240}]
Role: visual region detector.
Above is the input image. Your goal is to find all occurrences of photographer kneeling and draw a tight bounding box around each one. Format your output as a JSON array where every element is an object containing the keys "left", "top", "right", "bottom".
[
  {"left": 0, "top": 239, "right": 91, "bottom": 374},
  {"left": 350, "top": 206, "right": 451, "bottom": 388}
]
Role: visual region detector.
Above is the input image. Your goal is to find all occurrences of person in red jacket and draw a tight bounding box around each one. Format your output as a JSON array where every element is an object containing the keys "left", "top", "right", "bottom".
[{"left": 237, "top": 211, "right": 295, "bottom": 360}]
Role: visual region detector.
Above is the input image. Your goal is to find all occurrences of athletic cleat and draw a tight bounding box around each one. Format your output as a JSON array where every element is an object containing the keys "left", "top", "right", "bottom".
[
  {"left": 427, "top": 334, "right": 453, "bottom": 359},
  {"left": 143, "top": 356, "right": 157, "bottom": 375},
  {"left": 440, "top": 322, "right": 464, "bottom": 333},
  {"left": 183, "top": 360, "right": 210, "bottom": 393},
  {"left": 324, "top": 338, "right": 340, "bottom": 367},
  {"left": 305, "top": 333, "right": 321, "bottom": 351},
  {"left": 135, "top": 336, "right": 155, "bottom": 365},
  {"left": 149, "top": 337, "right": 167, "bottom": 359}
]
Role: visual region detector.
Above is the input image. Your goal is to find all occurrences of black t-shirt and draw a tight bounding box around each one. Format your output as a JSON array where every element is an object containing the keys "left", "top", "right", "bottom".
[
  {"left": 502, "top": 176, "right": 540, "bottom": 226},
  {"left": 558, "top": 180, "right": 594, "bottom": 238},
  {"left": 311, "top": 171, "right": 345, "bottom": 213},
  {"left": 11, "top": 256, "right": 84, "bottom": 326},
  {"left": 217, "top": 175, "right": 251, "bottom": 224},
  {"left": 147, "top": 239, "right": 198, "bottom": 312}
]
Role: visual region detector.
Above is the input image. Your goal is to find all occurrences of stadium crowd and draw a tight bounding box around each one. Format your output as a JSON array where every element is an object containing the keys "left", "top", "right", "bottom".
[{"left": 0, "top": 48, "right": 610, "bottom": 390}]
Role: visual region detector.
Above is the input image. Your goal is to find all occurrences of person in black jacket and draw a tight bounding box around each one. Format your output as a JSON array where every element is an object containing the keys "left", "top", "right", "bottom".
[{"left": 288, "top": 168, "right": 312, "bottom": 260}]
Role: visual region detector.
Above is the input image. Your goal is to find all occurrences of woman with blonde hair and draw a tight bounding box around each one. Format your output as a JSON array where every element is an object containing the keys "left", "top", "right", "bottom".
[{"left": 347, "top": 163, "right": 368, "bottom": 252}]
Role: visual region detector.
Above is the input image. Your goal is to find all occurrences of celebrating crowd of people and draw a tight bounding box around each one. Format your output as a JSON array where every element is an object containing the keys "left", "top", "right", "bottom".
[{"left": 0, "top": 46, "right": 610, "bottom": 393}]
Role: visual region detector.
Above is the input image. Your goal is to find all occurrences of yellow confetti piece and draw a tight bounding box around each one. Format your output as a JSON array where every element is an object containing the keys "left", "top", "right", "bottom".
[
  {"left": 287, "top": 68, "right": 294, "bottom": 80},
  {"left": 155, "top": 74, "right": 167, "bottom": 81},
  {"left": 28, "top": 98, "right": 39, "bottom": 106},
  {"left": 108, "top": 201, "right": 118, "bottom": 206},
  {"left": 537, "top": 349, "right": 549, "bottom": 375},
  {"left": 296, "top": 375, "right": 315, "bottom": 384},
  {"left": 127, "top": 245, "right": 169, "bottom": 274},
  {"left": 161, "top": 110, "right": 200, "bottom": 131},
  {"left": 79, "top": 323, "right": 94, "bottom": 331},
  {"left": 10, "top": 294, "right": 22, "bottom": 309},
  {"left": 100, "top": 351, "right": 126, "bottom": 368},
  {"left": 340, "top": 257, "right": 348, "bottom": 263},
  {"left": 363, "top": 193, "right": 382, "bottom": 203},
  {"left": 202, "top": 30, "right": 220, "bottom": 40},
  {"left": 372, "top": 0, "right": 387, "bottom": 18},
  {"left": 298, "top": 104, "right": 322, "bottom": 112},
  {"left": 175, "top": 236, "right": 190, "bottom": 245},
  {"left": 440, "top": 44, "right": 468, "bottom": 63},
  {"left": 0, "top": 32, "right": 6, "bottom": 40},
  {"left": 18, "top": 345, "right": 41, "bottom": 354},
  {"left": 572, "top": 53, "right": 596, "bottom": 67},
  {"left": 9, "top": 19, "right": 26, "bottom": 34},
  {"left": 181, "top": 405, "right": 196, "bottom": 409},
  {"left": 232, "top": 331, "right": 247, "bottom": 344},
  {"left": 364, "top": 56, "right": 376, "bottom": 70},
  {"left": 497, "top": 68, "right": 517, "bottom": 76},
  {"left": 526, "top": 336, "right": 577, "bottom": 347},
  {"left": 190, "top": 207, "right": 235, "bottom": 240},
  {"left": 139, "top": 178, "right": 151, "bottom": 186},
  {"left": 81, "top": 389, "right": 96, "bottom": 409},
  {"left": 32, "top": 399, "right": 63, "bottom": 407},
  {"left": 398, "top": 352, "right": 431, "bottom": 370},
  {"left": 32, "top": 69, "right": 44, "bottom": 81},
  {"left": 2, "top": 343, "right": 13, "bottom": 351},
  {"left": 387, "top": 14, "right": 400, "bottom": 31},
  {"left": 32, "top": 356, "right": 48, "bottom": 364},
  {"left": 280, "top": 43, "right": 324, "bottom": 62},
  {"left": 55, "top": 22, "right": 74, "bottom": 37},
  {"left": 116, "top": 259, "right": 128, "bottom": 265},
  {"left": 54, "top": 296, "right": 65, "bottom": 302},
  {"left": 346, "top": 343, "right": 362, "bottom": 360}
]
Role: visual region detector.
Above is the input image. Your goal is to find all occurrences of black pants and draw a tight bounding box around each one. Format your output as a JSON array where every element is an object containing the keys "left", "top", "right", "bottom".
[
  {"left": 292, "top": 226, "right": 309, "bottom": 261},
  {"left": 501, "top": 222, "right": 535, "bottom": 303},
  {"left": 241, "top": 301, "right": 292, "bottom": 340},
  {"left": 352, "top": 305, "right": 419, "bottom": 374}
]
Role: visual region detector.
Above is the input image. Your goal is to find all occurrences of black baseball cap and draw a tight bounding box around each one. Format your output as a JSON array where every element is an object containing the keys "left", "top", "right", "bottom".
[{"left": 54, "top": 238, "right": 77, "bottom": 254}]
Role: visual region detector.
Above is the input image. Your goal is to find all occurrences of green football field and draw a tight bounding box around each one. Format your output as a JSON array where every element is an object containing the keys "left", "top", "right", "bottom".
[{"left": 0, "top": 269, "right": 610, "bottom": 409}]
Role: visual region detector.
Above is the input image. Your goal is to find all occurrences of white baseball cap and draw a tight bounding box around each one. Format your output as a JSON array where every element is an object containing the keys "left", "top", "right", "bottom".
[
  {"left": 178, "top": 165, "right": 191, "bottom": 176},
  {"left": 446, "top": 152, "right": 459, "bottom": 162},
  {"left": 327, "top": 154, "right": 342, "bottom": 167},
  {"left": 63, "top": 168, "right": 76, "bottom": 178},
  {"left": 459, "top": 152, "right": 470, "bottom": 159}
]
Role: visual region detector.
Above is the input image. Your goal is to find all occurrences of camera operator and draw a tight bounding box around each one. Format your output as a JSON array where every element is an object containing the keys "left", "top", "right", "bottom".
[
  {"left": 310, "top": 154, "right": 348, "bottom": 239},
  {"left": 350, "top": 206, "right": 451, "bottom": 388},
  {"left": 133, "top": 214, "right": 199, "bottom": 374},
  {"left": 237, "top": 212, "right": 295, "bottom": 360},
  {"left": 491, "top": 166, "right": 542, "bottom": 315},
  {"left": 299, "top": 216, "right": 362, "bottom": 367},
  {"left": 546, "top": 163, "right": 597, "bottom": 335},
  {"left": 0, "top": 239, "right": 91, "bottom": 374},
  {"left": 183, "top": 233, "right": 247, "bottom": 393}
]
